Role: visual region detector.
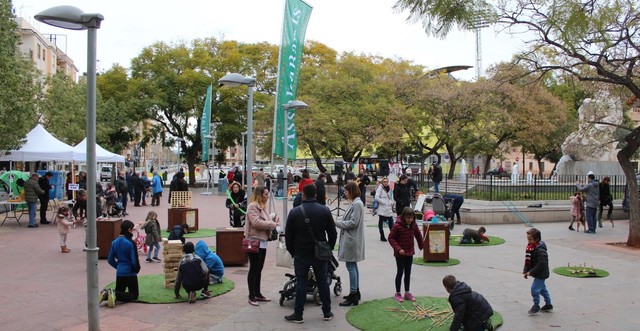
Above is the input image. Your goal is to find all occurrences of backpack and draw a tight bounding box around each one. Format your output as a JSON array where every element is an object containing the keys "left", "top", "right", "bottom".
[{"left": 179, "top": 257, "right": 207, "bottom": 292}]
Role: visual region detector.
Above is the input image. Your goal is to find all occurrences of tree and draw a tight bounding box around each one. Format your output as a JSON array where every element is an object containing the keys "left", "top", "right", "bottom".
[
  {"left": 38, "top": 73, "right": 86, "bottom": 145},
  {"left": 394, "top": 0, "right": 640, "bottom": 246},
  {"left": 0, "top": 1, "right": 38, "bottom": 150}
]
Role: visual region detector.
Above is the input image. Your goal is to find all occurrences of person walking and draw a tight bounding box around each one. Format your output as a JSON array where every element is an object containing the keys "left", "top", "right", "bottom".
[
  {"left": 115, "top": 172, "right": 129, "bottom": 216},
  {"left": 429, "top": 161, "right": 443, "bottom": 193},
  {"left": 244, "top": 185, "right": 279, "bottom": 306},
  {"left": 598, "top": 176, "right": 614, "bottom": 228},
  {"left": 38, "top": 171, "right": 53, "bottom": 225},
  {"left": 523, "top": 228, "right": 553, "bottom": 314},
  {"left": 140, "top": 171, "right": 150, "bottom": 206},
  {"left": 315, "top": 173, "right": 327, "bottom": 206},
  {"left": 24, "top": 172, "right": 44, "bottom": 228},
  {"left": 576, "top": 174, "right": 599, "bottom": 233},
  {"left": 375, "top": 177, "right": 395, "bottom": 241},
  {"left": 393, "top": 175, "right": 412, "bottom": 216},
  {"left": 150, "top": 171, "right": 163, "bottom": 206},
  {"left": 284, "top": 184, "right": 337, "bottom": 323},
  {"left": 335, "top": 182, "right": 365, "bottom": 306}
]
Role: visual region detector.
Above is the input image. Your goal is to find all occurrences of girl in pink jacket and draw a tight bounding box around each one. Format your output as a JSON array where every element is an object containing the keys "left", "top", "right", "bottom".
[{"left": 57, "top": 206, "right": 78, "bottom": 253}]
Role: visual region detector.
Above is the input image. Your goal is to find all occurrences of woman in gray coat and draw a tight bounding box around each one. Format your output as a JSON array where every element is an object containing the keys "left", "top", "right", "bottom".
[{"left": 335, "top": 182, "right": 365, "bottom": 306}]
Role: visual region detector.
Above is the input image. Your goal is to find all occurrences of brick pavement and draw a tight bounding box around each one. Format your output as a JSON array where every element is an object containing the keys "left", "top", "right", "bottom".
[{"left": 1, "top": 187, "right": 639, "bottom": 330}]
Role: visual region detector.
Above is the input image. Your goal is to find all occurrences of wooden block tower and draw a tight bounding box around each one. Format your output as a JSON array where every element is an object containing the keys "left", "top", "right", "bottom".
[{"left": 162, "top": 239, "right": 183, "bottom": 289}]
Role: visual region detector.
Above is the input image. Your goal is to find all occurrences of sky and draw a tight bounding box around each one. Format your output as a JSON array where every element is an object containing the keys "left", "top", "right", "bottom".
[{"left": 13, "top": 0, "right": 531, "bottom": 81}]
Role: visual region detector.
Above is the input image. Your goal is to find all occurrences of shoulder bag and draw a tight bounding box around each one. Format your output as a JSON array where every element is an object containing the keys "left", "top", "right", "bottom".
[
  {"left": 300, "top": 205, "right": 332, "bottom": 261},
  {"left": 241, "top": 237, "right": 260, "bottom": 253}
]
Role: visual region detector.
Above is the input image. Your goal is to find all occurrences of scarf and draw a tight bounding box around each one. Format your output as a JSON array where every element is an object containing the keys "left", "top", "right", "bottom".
[{"left": 525, "top": 241, "right": 539, "bottom": 267}]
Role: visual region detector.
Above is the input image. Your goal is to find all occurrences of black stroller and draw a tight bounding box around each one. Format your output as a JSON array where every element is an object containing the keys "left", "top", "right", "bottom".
[
  {"left": 430, "top": 193, "right": 454, "bottom": 229},
  {"left": 279, "top": 255, "right": 342, "bottom": 306}
]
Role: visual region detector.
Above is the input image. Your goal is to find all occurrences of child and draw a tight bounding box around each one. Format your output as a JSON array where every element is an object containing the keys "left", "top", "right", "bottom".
[
  {"left": 568, "top": 192, "right": 580, "bottom": 231},
  {"left": 578, "top": 193, "right": 587, "bottom": 233},
  {"left": 194, "top": 240, "right": 225, "bottom": 284},
  {"left": 442, "top": 275, "right": 494, "bottom": 331},
  {"left": 174, "top": 241, "right": 211, "bottom": 303},
  {"left": 56, "top": 206, "right": 77, "bottom": 253},
  {"left": 102, "top": 220, "right": 140, "bottom": 307},
  {"left": 523, "top": 228, "right": 552, "bottom": 314},
  {"left": 168, "top": 223, "right": 190, "bottom": 244},
  {"left": 460, "top": 227, "right": 489, "bottom": 244},
  {"left": 72, "top": 189, "right": 87, "bottom": 222},
  {"left": 388, "top": 207, "right": 424, "bottom": 302},
  {"left": 140, "top": 211, "right": 162, "bottom": 263}
]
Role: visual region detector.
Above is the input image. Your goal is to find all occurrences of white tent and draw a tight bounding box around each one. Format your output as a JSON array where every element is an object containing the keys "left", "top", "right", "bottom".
[
  {"left": 72, "top": 138, "right": 125, "bottom": 163},
  {"left": 0, "top": 124, "right": 76, "bottom": 161}
]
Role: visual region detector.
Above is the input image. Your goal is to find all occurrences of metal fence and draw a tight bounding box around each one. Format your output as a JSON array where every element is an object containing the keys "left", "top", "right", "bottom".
[{"left": 408, "top": 173, "right": 627, "bottom": 201}]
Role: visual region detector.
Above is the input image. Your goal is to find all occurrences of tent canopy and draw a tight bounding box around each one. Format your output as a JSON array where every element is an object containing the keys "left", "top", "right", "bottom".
[
  {"left": 0, "top": 124, "right": 75, "bottom": 162},
  {"left": 73, "top": 138, "right": 125, "bottom": 163}
]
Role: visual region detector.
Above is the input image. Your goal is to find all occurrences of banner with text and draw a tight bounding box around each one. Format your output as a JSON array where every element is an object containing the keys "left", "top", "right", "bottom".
[
  {"left": 272, "top": 0, "right": 312, "bottom": 159},
  {"left": 200, "top": 84, "right": 212, "bottom": 163}
]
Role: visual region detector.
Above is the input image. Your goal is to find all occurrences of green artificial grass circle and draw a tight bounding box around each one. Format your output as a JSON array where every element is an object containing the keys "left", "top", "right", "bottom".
[
  {"left": 104, "top": 273, "right": 234, "bottom": 304},
  {"left": 163, "top": 228, "right": 216, "bottom": 238},
  {"left": 346, "top": 296, "right": 503, "bottom": 331},
  {"left": 413, "top": 257, "right": 460, "bottom": 267},
  {"left": 449, "top": 235, "right": 505, "bottom": 246},
  {"left": 553, "top": 266, "right": 609, "bottom": 278}
]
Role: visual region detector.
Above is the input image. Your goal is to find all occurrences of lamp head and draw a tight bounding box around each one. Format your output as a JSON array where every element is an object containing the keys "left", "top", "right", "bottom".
[
  {"left": 35, "top": 5, "right": 103, "bottom": 30},
  {"left": 218, "top": 73, "right": 256, "bottom": 87},
  {"left": 283, "top": 100, "right": 309, "bottom": 111}
]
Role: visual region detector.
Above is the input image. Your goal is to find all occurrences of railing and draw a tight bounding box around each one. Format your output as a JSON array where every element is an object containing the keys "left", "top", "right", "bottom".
[{"left": 407, "top": 173, "right": 626, "bottom": 201}]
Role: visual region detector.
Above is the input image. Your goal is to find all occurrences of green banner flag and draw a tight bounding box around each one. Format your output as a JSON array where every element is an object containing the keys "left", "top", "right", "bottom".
[
  {"left": 272, "top": 0, "right": 313, "bottom": 159},
  {"left": 201, "top": 84, "right": 212, "bottom": 163}
]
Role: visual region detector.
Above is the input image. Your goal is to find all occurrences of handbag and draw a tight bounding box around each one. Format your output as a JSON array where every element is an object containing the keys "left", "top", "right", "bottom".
[
  {"left": 268, "top": 228, "right": 278, "bottom": 241},
  {"left": 241, "top": 238, "right": 260, "bottom": 253},
  {"left": 300, "top": 205, "right": 332, "bottom": 261}
]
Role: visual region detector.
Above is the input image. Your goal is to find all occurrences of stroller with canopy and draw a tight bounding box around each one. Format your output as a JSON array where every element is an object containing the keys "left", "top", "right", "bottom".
[{"left": 279, "top": 254, "right": 342, "bottom": 306}]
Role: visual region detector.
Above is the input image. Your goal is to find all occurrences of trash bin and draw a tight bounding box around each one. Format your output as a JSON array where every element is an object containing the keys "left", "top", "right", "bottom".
[{"left": 422, "top": 221, "right": 450, "bottom": 262}]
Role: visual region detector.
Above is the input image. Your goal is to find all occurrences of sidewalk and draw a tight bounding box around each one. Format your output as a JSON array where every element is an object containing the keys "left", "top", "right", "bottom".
[{"left": 0, "top": 187, "right": 639, "bottom": 330}]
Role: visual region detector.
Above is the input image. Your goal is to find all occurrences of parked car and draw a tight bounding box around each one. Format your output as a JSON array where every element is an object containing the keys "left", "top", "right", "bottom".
[
  {"left": 486, "top": 168, "right": 510, "bottom": 178},
  {"left": 623, "top": 174, "right": 640, "bottom": 213},
  {"left": 293, "top": 168, "right": 321, "bottom": 182},
  {"left": 100, "top": 166, "right": 112, "bottom": 181}
]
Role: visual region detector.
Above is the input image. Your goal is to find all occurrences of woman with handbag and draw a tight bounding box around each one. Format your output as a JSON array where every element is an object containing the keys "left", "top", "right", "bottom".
[
  {"left": 335, "top": 182, "right": 365, "bottom": 306},
  {"left": 244, "top": 185, "right": 279, "bottom": 306}
]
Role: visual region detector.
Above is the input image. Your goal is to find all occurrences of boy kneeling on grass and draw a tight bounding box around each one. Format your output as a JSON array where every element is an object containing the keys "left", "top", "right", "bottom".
[
  {"left": 443, "top": 275, "right": 494, "bottom": 331},
  {"left": 174, "top": 241, "right": 212, "bottom": 303},
  {"left": 460, "top": 227, "right": 489, "bottom": 244}
]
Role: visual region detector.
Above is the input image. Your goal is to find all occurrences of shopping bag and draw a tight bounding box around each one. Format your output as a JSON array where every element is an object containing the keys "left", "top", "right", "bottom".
[{"left": 276, "top": 235, "right": 293, "bottom": 268}]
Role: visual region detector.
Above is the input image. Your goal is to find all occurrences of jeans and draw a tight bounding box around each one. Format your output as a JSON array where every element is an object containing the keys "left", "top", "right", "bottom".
[
  {"left": 119, "top": 193, "right": 128, "bottom": 213},
  {"left": 531, "top": 277, "right": 551, "bottom": 307},
  {"left": 27, "top": 202, "right": 37, "bottom": 226},
  {"left": 277, "top": 187, "right": 283, "bottom": 197},
  {"left": 147, "top": 242, "right": 160, "bottom": 259},
  {"left": 345, "top": 262, "right": 359, "bottom": 293},
  {"left": 395, "top": 256, "right": 413, "bottom": 293},
  {"left": 293, "top": 258, "right": 331, "bottom": 316},
  {"left": 586, "top": 206, "right": 597, "bottom": 232},
  {"left": 433, "top": 181, "right": 440, "bottom": 193},
  {"left": 247, "top": 248, "right": 267, "bottom": 300},
  {"left": 115, "top": 275, "right": 139, "bottom": 302}
]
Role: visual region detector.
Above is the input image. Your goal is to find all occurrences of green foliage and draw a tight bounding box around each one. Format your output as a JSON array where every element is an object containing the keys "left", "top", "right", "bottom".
[{"left": 38, "top": 74, "right": 86, "bottom": 145}]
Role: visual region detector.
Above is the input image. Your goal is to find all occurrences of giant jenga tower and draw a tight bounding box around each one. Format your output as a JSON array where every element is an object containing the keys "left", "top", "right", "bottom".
[{"left": 162, "top": 239, "right": 183, "bottom": 289}]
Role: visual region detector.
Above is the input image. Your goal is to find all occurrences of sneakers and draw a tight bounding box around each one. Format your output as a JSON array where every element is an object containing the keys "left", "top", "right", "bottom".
[
  {"left": 528, "top": 305, "right": 540, "bottom": 315},
  {"left": 188, "top": 291, "right": 196, "bottom": 303},
  {"left": 201, "top": 290, "right": 212, "bottom": 299},
  {"left": 145, "top": 258, "right": 153, "bottom": 263},
  {"left": 152, "top": 257, "right": 162, "bottom": 263},
  {"left": 394, "top": 292, "right": 404, "bottom": 302},
  {"left": 568, "top": 225, "right": 575, "bottom": 231},
  {"left": 255, "top": 295, "right": 271, "bottom": 302},
  {"left": 107, "top": 288, "right": 116, "bottom": 308},
  {"left": 98, "top": 289, "right": 109, "bottom": 304},
  {"left": 323, "top": 311, "right": 334, "bottom": 321},
  {"left": 284, "top": 313, "right": 304, "bottom": 323},
  {"left": 540, "top": 304, "right": 554, "bottom": 312},
  {"left": 28, "top": 224, "right": 39, "bottom": 228},
  {"left": 248, "top": 298, "right": 259, "bottom": 306},
  {"left": 404, "top": 292, "right": 416, "bottom": 302}
]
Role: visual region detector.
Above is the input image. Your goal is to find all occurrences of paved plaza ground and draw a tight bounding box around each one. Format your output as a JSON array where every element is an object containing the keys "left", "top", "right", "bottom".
[{"left": 0, "top": 186, "right": 639, "bottom": 331}]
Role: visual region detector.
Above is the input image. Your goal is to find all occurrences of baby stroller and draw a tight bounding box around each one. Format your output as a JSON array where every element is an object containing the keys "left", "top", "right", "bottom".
[
  {"left": 109, "top": 201, "right": 125, "bottom": 217},
  {"left": 279, "top": 255, "right": 342, "bottom": 306},
  {"left": 430, "top": 193, "right": 454, "bottom": 229}
]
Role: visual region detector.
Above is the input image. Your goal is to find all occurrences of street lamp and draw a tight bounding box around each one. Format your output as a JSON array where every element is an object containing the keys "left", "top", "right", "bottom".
[
  {"left": 282, "top": 100, "right": 308, "bottom": 227},
  {"left": 219, "top": 73, "right": 256, "bottom": 197},
  {"left": 175, "top": 138, "right": 184, "bottom": 166},
  {"left": 241, "top": 131, "right": 247, "bottom": 189},
  {"left": 35, "top": 5, "right": 103, "bottom": 331}
]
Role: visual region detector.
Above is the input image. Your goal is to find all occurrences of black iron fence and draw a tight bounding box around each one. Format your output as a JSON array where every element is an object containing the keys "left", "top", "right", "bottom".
[{"left": 407, "top": 173, "right": 626, "bottom": 201}]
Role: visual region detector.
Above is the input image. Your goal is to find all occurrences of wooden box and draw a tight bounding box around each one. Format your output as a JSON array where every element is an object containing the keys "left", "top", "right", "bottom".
[
  {"left": 422, "top": 222, "right": 450, "bottom": 262},
  {"left": 167, "top": 208, "right": 198, "bottom": 231},
  {"left": 97, "top": 218, "right": 122, "bottom": 259},
  {"left": 216, "top": 227, "right": 248, "bottom": 266}
]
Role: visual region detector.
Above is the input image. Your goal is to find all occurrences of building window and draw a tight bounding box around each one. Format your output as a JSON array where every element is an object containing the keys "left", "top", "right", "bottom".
[
  {"left": 29, "top": 49, "right": 33, "bottom": 60},
  {"left": 37, "top": 44, "right": 41, "bottom": 59},
  {"left": 42, "top": 49, "right": 46, "bottom": 60}
]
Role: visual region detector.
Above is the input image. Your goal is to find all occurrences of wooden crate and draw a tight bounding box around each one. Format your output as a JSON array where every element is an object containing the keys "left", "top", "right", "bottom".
[{"left": 170, "top": 191, "right": 192, "bottom": 208}]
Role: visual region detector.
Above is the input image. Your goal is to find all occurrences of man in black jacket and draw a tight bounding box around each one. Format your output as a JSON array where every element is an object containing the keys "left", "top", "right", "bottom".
[
  {"left": 284, "top": 184, "right": 337, "bottom": 323},
  {"left": 443, "top": 275, "right": 494, "bottom": 331},
  {"left": 38, "top": 172, "right": 53, "bottom": 224},
  {"left": 315, "top": 173, "right": 327, "bottom": 205},
  {"left": 116, "top": 172, "right": 129, "bottom": 216}
]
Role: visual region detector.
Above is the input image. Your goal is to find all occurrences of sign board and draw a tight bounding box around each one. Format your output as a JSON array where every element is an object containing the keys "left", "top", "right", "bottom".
[{"left": 68, "top": 184, "right": 80, "bottom": 191}]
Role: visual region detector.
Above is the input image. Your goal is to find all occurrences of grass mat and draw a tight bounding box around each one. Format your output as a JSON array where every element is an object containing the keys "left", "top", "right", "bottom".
[
  {"left": 104, "top": 273, "right": 234, "bottom": 304},
  {"left": 553, "top": 266, "right": 609, "bottom": 278},
  {"left": 163, "top": 228, "right": 216, "bottom": 238},
  {"left": 413, "top": 257, "right": 460, "bottom": 267},
  {"left": 346, "top": 296, "right": 503, "bottom": 331},
  {"left": 449, "top": 235, "right": 505, "bottom": 246}
]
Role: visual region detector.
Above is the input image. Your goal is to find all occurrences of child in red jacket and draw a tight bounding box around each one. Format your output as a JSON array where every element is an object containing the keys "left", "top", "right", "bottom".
[{"left": 388, "top": 207, "right": 424, "bottom": 302}]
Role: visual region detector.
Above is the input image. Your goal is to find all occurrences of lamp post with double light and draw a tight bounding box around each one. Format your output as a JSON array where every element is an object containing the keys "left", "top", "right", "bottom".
[
  {"left": 35, "top": 5, "right": 103, "bottom": 330},
  {"left": 282, "top": 100, "right": 308, "bottom": 227},
  {"left": 218, "top": 73, "right": 256, "bottom": 197}
]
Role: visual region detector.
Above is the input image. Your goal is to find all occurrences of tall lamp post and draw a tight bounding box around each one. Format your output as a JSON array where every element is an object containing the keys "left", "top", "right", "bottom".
[
  {"left": 282, "top": 100, "right": 308, "bottom": 227},
  {"left": 241, "top": 131, "right": 247, "bottom": 189},
  {"left": 219, "top": 73, "right": 256, "bottom": 197},
  {"left": 35, "top": 6, "right": 103, "bottom": 331}
]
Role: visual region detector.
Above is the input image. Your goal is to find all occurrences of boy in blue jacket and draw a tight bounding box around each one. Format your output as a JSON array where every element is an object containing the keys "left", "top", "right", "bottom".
[
  {"left": 194, "top": 240, "right": 224, "bottom": 284},
  {"left": 102, "top": 220, "right": 140, "bottom": 307}
]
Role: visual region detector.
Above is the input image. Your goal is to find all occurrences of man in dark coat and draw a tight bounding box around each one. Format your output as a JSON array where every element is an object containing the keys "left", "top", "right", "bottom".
[
  {"left": 168, "top": 171, "right": 189, "bottom": 204},
  {"left": 284, "top": 184, "right": 337, "bottom": 323},
  {"left": 315, "top": 173, "right": 327, "bottom": 205},
  {"left": 38, "top": 171, "right": 53, "bottom": 224},
  {"left": 126, "top": 169, "right": 134, "bottom": 202},
  {"left": 116, "top": 172, "right": 129, "bottom": 216},
  {"left": 429, "top": 161, "right": 443, "bottom": 193},
  {"left": 443, "top": 275, "right": 493, "bottom": 331},
  {"left": 132, "top": 173, "right": 145, "bottom": 206}
]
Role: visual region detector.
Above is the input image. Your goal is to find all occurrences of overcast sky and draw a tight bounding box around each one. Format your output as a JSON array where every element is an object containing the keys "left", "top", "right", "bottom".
[{"left": 14, "top": 0, "right": 530, "bottom": 81}]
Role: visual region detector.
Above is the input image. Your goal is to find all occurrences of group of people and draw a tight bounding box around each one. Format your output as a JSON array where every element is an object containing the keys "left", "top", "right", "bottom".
[{"left": 572, "top": 174, "right": 615, "bottom": 233}]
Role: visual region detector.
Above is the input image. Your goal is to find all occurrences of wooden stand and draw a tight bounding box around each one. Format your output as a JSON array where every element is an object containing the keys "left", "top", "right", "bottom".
[
  {"left": 422, "top": 222, "right": 450, "bottom": 262},
  {"left": 216, "top": 227, "right": 248, "bottom": 266},
  {"left": 97, "top": 218, "right": 122, "bottom": 259},
  {"left": 167, "top": 208, "right": 199, "bottom": 231}
]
